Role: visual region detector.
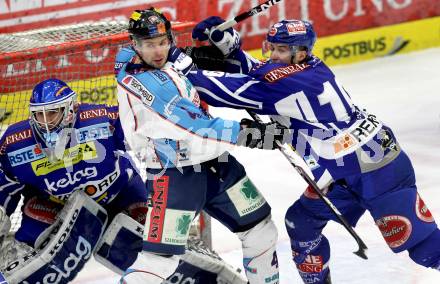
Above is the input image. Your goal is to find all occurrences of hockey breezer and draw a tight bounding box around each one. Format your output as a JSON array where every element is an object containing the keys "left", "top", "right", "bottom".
[{"left": 247, "top": 111, "right": 368, "bottom": 260}]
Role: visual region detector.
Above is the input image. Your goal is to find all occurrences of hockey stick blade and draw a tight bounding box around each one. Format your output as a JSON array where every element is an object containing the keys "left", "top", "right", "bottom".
[
  {"left": 354, "top": 241, "right": 368, "bottom": 260},
  {"left": 216, "top": 0, "right": 283, "bottom": 31},
  {"left": 247, "top": 111, "right": 368, "bottom": 260}
]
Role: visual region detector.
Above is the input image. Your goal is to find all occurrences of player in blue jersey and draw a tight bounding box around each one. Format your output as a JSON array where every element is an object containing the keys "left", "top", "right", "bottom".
[
  {"left": 114, "top": 8, "right": 283, "bottom": 284},
  {"left": 187, "top": 17, "right": 440, "bottom": 283},
  {"left": 0, "top": 78, "right": 149, "bottom": 283}
]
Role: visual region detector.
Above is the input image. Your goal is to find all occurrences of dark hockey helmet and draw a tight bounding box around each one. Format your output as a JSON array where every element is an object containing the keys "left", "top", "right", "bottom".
[
  {"left": 29, "top": 78, "right": 77, "bottom": 149},
  {"left": 264, "top": 20, "right": 316, "bottom": 56},
  {"left": 128, "top": 7, "right": 173, "bottom": 42}
]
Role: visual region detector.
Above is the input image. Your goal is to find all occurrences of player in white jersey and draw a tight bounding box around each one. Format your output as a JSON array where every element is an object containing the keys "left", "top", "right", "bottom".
[
  {"left": 114, "top": 7, "right": 284, "bottom": 284},
  {"left": 186, "top": 17, "right": 440, "bottom": 283}
]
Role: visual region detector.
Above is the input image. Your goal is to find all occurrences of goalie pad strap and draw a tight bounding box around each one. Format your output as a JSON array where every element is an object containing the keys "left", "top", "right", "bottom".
[
  {"left": 94, "top": 212, "right": 144, "bottom": 275},
  {"left": 1, "top": 191, "right": 107, "bottom": 284}
]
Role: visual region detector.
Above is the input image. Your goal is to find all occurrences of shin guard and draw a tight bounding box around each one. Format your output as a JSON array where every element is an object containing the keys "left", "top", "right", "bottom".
[
  {"left": 121, "top": 252, "right": 180, "bottom": 284},
  {"left": 237, "top": 215, "right": 279, "bottom": 284}
]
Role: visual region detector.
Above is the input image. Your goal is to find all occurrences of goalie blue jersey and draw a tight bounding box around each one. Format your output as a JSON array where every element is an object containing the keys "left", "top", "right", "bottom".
[
  {"left": 0, "top": 104, "right": 137, "bottom": 216},
  {"left": 188, "top": 56, "right": 401, "bottom": 187}
]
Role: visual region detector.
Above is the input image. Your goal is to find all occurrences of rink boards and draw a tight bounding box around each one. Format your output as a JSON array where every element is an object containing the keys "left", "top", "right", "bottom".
[
  {"left": 249, "top": 16, "right": 440, "bottom": 65},
  {"left": 1, "top": 17, "right": 439, "bottom": 127}
]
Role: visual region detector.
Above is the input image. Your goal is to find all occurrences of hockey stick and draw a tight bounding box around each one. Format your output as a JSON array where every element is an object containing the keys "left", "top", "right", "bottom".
[
  {"left": 215, "top": 0, "right": 283, "bottom": 32},
  {"left": 247, "top": 111, "right": 368, "bottom": 260}
]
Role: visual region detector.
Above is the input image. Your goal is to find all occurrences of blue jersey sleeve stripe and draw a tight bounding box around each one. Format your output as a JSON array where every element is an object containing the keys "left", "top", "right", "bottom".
[
  {"left": 153, "top": 146, "right": 165, "bottom": 169},
  {"left": 209, "top": 76, "right": 262, "bottom": 108},
  {"left": 195, "top": 86, "right": 261, "bottom": 109}
]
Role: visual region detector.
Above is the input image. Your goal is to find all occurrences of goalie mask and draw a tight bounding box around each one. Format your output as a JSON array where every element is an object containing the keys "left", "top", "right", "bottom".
[
  {"left": 263, "top": 20, "right": 316, "bottom": 62},
  {"left": 29, "top": 78, "right": 77, "bottom": 158}
]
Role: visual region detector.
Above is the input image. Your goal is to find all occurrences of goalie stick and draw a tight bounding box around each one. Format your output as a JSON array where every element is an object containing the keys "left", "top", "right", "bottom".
[{"left": 248, "top": 111, "right": 368, "bottom": 260}]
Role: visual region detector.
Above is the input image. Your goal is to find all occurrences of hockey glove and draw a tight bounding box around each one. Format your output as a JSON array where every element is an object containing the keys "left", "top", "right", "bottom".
[
  {"left": 184, "top": 45, "right": 227, "bottom": 71},
  {"left": 167, "top": 45, "right": 196, "bottom": 75},
  {"left": 237, "top": 118, "right": 287, "bottom": 150},
  {"left": 192, "top": 16, "right": 241, "bottom": 57}
]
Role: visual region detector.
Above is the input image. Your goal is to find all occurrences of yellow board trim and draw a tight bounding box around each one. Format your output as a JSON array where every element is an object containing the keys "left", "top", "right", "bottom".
[
  {"left": 0, "top": 75, "right": 117, "bottom": 125},
  {"left": 249, "top": 16, "right": 440, "bottom": 66}
]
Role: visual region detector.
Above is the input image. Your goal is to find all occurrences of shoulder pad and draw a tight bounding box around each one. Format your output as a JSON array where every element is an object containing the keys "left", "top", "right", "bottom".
[
  {"left": 78, "top": 103, "right": 114, "bottom": 121},
  {"left": 0, "top": 122, "right": 33, "bottom": 155},
  {"left": 115, "top": 46, "right": 136, "bottom": 64}
]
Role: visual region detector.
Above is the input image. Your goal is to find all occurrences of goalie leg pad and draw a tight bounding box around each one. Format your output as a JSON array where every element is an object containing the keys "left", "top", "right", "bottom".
[
  {"left": 285, "top": 200, "right": 331, "bottom": 284},
  {"left": 236, "top": 215, "right": 279, "bottom": 284},
  {"left": 1, "top": 191, "right": 107, "bottom": 284},
  {"left": 0, "top": 271, "right": 7, "bottom": 284},
  {"left": 0, "top": 236, "right": 33, "bottom": 270},
  {"left": 94, "top": 212, "right": 144, "bottom": 275}
]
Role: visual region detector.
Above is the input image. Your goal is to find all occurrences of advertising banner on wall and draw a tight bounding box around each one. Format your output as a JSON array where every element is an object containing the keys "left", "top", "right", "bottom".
[
  {"left": 0, "top": 1, "right": 439, "bottom": 127},
  {"left": 1, "top": 0, "right": 439, "bottom": 50}
]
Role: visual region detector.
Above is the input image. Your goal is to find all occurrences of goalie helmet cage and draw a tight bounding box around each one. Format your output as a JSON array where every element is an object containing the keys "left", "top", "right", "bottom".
[{"left": 0, "top": 20, "right": 212, "bottom": 248}]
